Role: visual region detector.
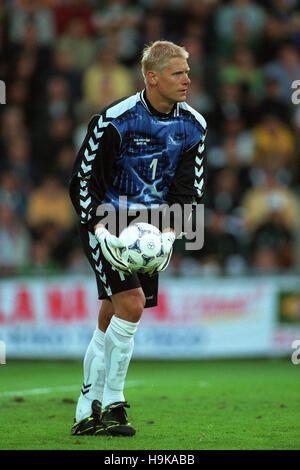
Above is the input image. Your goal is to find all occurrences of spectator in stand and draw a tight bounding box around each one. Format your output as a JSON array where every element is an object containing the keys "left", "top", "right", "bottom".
[
  {"left": 196, "top": 210, "right": 245, "bottom": 276},
  {"left": 201, "top": 165, "right": 248, "bottom": 276},
  {"left": 181, "top": 33, "right": 206, "bottom": 84},
  {"left": 206, "top": 166, "right": 243, "bottom": 217},
  {"left": 222, "top": 117, "right": 255, "bottom": 166},
  {"left": 29, "top": 219, "right": 76, "bottom": 270},
  {"left": 263, "top": 43, "right": 300, "bottom": 103},
  {"left": 9, "top": 21, "right": 51, "bottom": 81},
  {"left": 25, "top": 173, "right": 75, "bottom": 232},
  {"left": 258, "top": 14, "right": 288, "bottom": 64},
  {"left": 250, "top": 210, "right": 296, "bottom": 273},
  {"left": 14, "top": 53, "right": 37, "bottom": 86},
  {"left": 257, "top": 78, "right": 291, "bottom": 123},
  {"left": 207, "top": 117, "right": 254, "bottom": 187},
  {"left": 291, "top": 105, "right": 300, "bottom": 187},
  {"left": 6, "top": 78, "right": 31, "bottom": 120},
  {"left": 37, "top": 75, "right": 75, "bottom": 121},
  {"left": 11, "top": 21, "right": 39, "bottom": 57},
  {"left": 270, "top": 0, "right": 298, "bottom": 23},
  {"left": 288, "top": 7, "right": 300, "bottom": 50},
  {"left": 53, "top": 0, "right": 95, "bottom": 37},
  {"left": 46, "top": 46, "right": 82, "bottom": 102},
  {"left": 32, "top": 114, "right": 74, "bottom": 177},
  {"left": 210, "top": 82, "right": 247, "bottom": 135},
  {"left": 0, "top": 106, "right": 28, "bottom": 153},
  {"left": 20, "top": 239, "right": 61, "bottom": 276},
  {"left": 55, "top": 144, "right": 76, "bottom": 188},
  {"left": 0, "top": 171, "right": 27, "bottom": 219},
  {"left": 82, "top": 42, "right": 135, "bottom": 109},
  {"left": 55, "top": 17, "right": 97, "bottom": 71},
  {"left": 65, "top": 246, "right": 91, "bottom": 275},
  {"left": 252, "top": 113, "right": 296, "bottom": 179},
  {"left": 206, "top": 116, "right": 255, "bottom": 216},
  {"left": 137, "top": 13, "right": 167, "bottom": 54},
  {"left": 219, "top": 47, "right": 265, "bottom": 100},
  {"left": 185, "top": 77, "right": 213, "bottom": 120},
  {"left": 214, "top": 0, "right": 266, "bottom": 57},
  {"left": 72, "top": 102, "right": 95, "bottom": 152},
  {"left": 0, "top": 20, "right": 9, "bottom": 83},
  {"left": 92, "top": 0, "right": 143, "bottom": 65},
  {"left": 184, "top": 0, "right": 217, "bottom": 55},
  {"left": 269, "top": 0, "right": 300, "bottom": 51},
  {"left": 0, "top": 204, "right": 31, "bottom": 276},
  {"left": 3, "top": 135, "right": 35, "bottom": 191},
  {"left": 241, "top": 169, "right": 299, "bottom": 234},
  {"left": 7, "top": 23, "right": 51, "bottom": 124},
  {"left": 12, "top": 54, "right": 41, "bottom": 125},
  {"left": 251, "top": 247, "right": 281, "bottom": 274},
  {"left": 9, "top": 1, "right": 55, "bottom": 47},
  {"left": 143, "top": 0, "right": 194, "bottom": 45}
]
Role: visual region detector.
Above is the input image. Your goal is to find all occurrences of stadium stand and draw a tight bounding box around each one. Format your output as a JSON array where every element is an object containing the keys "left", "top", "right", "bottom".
[{"left": 1, "top": 0, "right": 300, "bottom": 277}]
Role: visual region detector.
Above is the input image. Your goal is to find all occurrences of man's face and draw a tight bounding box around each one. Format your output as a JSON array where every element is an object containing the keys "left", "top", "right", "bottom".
[{"left": 153, "top": 57, "right": 191, "bottom": 104}]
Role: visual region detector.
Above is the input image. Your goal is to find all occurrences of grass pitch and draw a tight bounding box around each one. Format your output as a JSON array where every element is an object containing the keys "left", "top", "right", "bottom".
[{"left": 0, "top": 358, "right": 299, "bottom": 450}]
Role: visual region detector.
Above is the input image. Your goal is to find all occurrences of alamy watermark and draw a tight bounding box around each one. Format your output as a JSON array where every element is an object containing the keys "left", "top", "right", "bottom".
[
  {"left": 0, "top": 340, "right": 6, "bottom": 364},
  {"left": 291, "top": 80, "right": 300, "bottom": 105},
  {"left": 291, "top": 340, "right": 300, "bottom": 365},
  {"left": 96, "top": 196, "right": 204, "bottom": 250}
]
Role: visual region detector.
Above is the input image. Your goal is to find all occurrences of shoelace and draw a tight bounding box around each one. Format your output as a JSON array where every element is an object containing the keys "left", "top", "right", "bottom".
[{"left": 108, "top": 401, "right": 130, "bottom": 411}]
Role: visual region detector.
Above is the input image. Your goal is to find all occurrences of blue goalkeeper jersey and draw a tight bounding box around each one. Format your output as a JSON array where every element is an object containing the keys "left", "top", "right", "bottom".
[{"left": 69, "top": 89, "right": 207, "bottom": 231}]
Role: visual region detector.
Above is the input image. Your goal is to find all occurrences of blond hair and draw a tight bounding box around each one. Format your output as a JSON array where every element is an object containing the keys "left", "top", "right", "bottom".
[{"left": 141, "top": 40, "right": 189, "bottom": 84}]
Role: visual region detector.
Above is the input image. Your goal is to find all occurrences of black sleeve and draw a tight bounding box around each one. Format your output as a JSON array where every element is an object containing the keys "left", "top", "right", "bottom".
[
  {"left": 164, "top": 134, "right": 206, "bottom": 233},
  {"left": 69, "top": 115, "right": 121, "bottom": 232},
  {"left": 166, "top": 136, "right": 206, "bottom": 207}
]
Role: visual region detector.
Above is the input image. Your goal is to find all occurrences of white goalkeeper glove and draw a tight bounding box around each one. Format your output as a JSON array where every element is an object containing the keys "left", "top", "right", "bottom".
[
  {"left": 150, "top": 231, "right": 176, "bottom": 275},
  {"left": 94, "top": 226, "right": 131, "bottom": 273}
]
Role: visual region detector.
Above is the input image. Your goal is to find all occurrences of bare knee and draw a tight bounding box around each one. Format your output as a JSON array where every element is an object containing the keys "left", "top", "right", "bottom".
[
  {"left": 98, "top": 299, "right": 114, "bottom": 331},
  {"left": 112, "top": 288, "right": 145, "bottom": 323}
]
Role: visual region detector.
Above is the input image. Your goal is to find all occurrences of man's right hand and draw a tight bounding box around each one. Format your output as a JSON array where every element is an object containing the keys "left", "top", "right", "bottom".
[{"left": 94, "top": 226, "right": 131, "bottom": 273}]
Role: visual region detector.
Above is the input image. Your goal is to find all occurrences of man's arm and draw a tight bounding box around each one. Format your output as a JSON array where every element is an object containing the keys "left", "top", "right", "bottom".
[
  {"left": 69, "top": 118, "right": 131, "bottom": 272},
  {"left": 150, "top": 138, "right": 206, "bottom": 274},
  {"left": 165, "top": 136, "right": 206, "bottom": 210},
  {"left": 69, "top": 116, "right": 121, "bottom": 232}
]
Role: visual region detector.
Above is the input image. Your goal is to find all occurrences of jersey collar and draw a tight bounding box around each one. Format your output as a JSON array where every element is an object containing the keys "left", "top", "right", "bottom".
[{"left": 140, "top": 89, "right": 179, "bottom": 117}]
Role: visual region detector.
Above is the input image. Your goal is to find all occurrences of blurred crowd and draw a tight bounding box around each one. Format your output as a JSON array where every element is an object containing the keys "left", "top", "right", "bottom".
[{"left": 0, "top": 0, "right": 300, "bottom": 278}]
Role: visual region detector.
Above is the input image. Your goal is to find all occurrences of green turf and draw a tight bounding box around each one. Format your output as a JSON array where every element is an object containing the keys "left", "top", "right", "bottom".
[{"left": 0, "top": 358, "right": 299, "bottom": 450}]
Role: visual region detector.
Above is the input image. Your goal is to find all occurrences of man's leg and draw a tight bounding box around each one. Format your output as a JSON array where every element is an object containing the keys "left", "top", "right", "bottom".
[
  {"left": 75, "top": 299, "right": 114, "bottom": 423},
  {"left": 72, "top": 225, "right": 148, "bottom": 435},
  {"left": 98, "top": 299, "right": 114, "bottom": 332},
  {"left": 100, "top": 287, "right": 145, "bottom": 436}
]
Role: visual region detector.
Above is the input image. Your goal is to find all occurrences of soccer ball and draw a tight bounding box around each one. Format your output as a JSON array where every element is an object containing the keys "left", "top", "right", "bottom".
[{"left": 118, "top": 222, "right": 165, "bottom": 273}]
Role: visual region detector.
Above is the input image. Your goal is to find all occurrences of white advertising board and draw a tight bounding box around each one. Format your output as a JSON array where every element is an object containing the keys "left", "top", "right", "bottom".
[
  {"left": 135, "top": 278, "right": 276, "bottom": 358},
  {"left": 0, "top": 276, "right": 279, "bottom": 359}
]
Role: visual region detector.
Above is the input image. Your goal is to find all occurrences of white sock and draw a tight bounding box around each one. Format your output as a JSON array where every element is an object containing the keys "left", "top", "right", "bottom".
[
  {"left": 75, "top": 328, "right": 106, "bottom": 422},
  {"left": 102, "top": 315, "right": 139, "bottom": 410}
]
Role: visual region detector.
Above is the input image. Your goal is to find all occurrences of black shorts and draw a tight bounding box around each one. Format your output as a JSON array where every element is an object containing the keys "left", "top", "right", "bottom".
[{"left": 78, "top": 223, "right": 159, "bottom": 308}]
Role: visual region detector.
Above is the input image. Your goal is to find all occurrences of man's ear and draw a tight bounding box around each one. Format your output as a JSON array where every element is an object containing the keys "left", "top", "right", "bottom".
[{"left": 146, "top": 70, "right": 158, "bottom": 85}]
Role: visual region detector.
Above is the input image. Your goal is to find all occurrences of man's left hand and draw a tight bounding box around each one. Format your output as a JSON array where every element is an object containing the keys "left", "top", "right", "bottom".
[{"left": 150, "top": 230, "right": 176, "bottom": 274}]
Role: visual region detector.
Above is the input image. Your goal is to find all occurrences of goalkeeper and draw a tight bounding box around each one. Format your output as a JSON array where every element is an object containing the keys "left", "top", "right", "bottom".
[{"left": 69, "top": 40, "right": 207, "bottom": 437}]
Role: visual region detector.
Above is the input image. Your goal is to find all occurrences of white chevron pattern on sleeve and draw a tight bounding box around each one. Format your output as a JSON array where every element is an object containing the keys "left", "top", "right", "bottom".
[
  {"left": 78, "top": 115, "right": 109, "bottom": 225},
  {"left": 88, "top": 232, "right": 112, "bottom": 296},
  {"left": 194, "top": 141, "right": 205, "bottom": 199}
]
